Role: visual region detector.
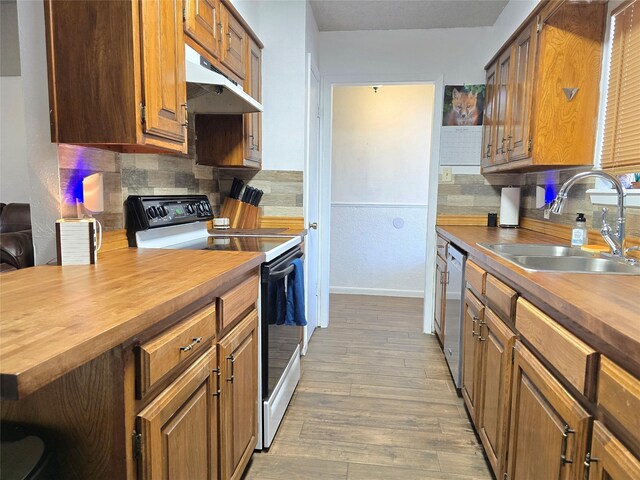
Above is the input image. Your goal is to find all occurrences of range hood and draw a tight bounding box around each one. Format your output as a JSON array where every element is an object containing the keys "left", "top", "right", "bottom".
[{"left": 185, "top": 45, "right": 263, "bottom": 114}]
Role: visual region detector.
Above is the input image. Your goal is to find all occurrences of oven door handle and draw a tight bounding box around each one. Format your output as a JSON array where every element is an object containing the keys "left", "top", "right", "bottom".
[{"left": 268, "top": 264, "right": 295, "bottom": 281}]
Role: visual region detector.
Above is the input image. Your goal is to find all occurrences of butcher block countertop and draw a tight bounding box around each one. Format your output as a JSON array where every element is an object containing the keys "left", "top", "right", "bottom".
[
  {"left": 438, "top": 226, "right": 640, "bottom": 376},
  {"left": 0, "top": 248, "right": 264, "bottom": 400}
]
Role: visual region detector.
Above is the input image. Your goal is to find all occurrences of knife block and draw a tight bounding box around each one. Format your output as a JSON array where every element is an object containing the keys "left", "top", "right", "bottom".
[{"left": 241, "top": 205, "right": 261, "bottom": 229}]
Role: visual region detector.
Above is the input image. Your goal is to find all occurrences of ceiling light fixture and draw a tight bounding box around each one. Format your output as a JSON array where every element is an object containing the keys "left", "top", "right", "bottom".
[{"left": 372, "top": 85, "right": 382, "bottom": 93}]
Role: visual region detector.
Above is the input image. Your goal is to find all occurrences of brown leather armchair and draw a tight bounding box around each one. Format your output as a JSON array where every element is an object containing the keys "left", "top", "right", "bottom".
[{"left": 0, "top": 203, "right": 34, "bottom": 272}]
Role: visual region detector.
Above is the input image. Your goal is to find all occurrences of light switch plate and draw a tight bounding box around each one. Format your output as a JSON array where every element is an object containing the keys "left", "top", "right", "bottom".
[{"left": 442, "top": 167, "right": 453, "bottom": 183}]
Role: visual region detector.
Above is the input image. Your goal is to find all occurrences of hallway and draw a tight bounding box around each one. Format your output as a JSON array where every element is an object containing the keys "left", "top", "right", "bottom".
[{"left": 243, "top": 295, "right": 491, "bottom": 479}]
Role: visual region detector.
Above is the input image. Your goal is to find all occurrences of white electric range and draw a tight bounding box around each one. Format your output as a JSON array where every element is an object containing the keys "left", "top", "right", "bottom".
[{"left": 125, "top": 194, "right": 303, "bottom": 449}]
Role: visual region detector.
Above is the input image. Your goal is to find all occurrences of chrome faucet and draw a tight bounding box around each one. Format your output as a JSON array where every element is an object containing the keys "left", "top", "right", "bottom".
[{"left": 549, "top": 171, "right": 627, "bottom": 257}]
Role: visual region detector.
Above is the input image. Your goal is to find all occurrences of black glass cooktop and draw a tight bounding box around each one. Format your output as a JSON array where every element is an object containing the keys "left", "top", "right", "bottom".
[{"left": 165, "top": 235, "right": 294, "bottom": 253}]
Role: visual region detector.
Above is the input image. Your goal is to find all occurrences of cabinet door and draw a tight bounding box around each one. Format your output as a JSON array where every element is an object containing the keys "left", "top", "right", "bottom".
[
  {"left": 220, "top": 4, "right": 245, "bottom": 81},
  {"left": 588, "top": 421, "right": 640, "bottom": 480},
  {"left": 137, "top": 348, "right": 218, "bottom": 479},
  {"left": 507, "top": 341, "right": 591, "bottom": 480},
  {"left": 219, "top": 310, "right": 258, "bottom": 480},
  {"left": 243, "top": 37, "right": 262, "bottom": 166},
  {"left": 461, "top": 289, "right": 484, "bottom": 421},
  {"left": 434, "top": 254, "right": 447, "bottom": 346},
  {"left": 140, "top": 0, "right": 187, "bottom": 144},
  {"left": 476, "top": 308, "right": 516, "bottom": 477},
  {"left": 482, "top": 62, "right": 498, "bottom": 169},
  {"left": 507, "top": 20, "right": 537, "bottom": 161},
  {"left": 494, "top": 48, "right": 513, "bottom": 165},
  {"left": 184, "top": 0, "right": 221, "bottom": 59}
]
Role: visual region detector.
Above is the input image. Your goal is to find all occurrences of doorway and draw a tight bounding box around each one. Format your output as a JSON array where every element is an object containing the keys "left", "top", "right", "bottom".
[{"left": 318, "top": 75, "right": 444, "bottom": 334}]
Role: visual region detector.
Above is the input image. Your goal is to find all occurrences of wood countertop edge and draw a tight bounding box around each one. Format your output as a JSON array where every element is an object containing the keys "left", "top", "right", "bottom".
[
  {"left": 436, "top": 226, "right": 640, "bottom": 375},
  {"left": 1, "top": 252, "right": 265, "bottom": 400}
]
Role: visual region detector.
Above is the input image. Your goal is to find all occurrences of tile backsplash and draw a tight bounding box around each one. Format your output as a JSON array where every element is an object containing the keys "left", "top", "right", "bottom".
[
  {"left": 57, "top": 142, "right": 303, "bottom": 230},
  {"left": 436, "top": 166, "right": 640, "bottom": 238}
]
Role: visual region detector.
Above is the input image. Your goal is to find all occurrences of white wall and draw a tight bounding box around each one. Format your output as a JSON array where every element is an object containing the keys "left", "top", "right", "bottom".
[
  {"left": 329, "top": 85, "right": 434, "bottom": 297},
  {"left": 1, "top": 77, "right": 30, "bottom": 203},
  {"left": 1, "top": 1, "right": 30, "bottom": 203},
  {"left": 16, "top": 0, "right": 61, "bottom": 264},
  {"left": 232, "top": 0, "right": 312, "bottom": 172},
  {"left": 331, "top": 85, "right": 434, "bottom": 204}
]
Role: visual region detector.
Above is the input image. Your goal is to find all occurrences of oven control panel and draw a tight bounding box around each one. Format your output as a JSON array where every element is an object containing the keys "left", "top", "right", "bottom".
[{"left": 125, "top": 195, "right": 214, "bottom": 242}]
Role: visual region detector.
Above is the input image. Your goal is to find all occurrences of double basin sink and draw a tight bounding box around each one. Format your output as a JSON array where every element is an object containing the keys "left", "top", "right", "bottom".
[{"left": 477, "top": 243, "right": 640, "bottom": 275}]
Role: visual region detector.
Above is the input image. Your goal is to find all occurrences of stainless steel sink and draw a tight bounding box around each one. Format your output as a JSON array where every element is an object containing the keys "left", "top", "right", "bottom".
[
  {"left": 477, "top": 243, "right": 640, "bottom": 275},
  {"left": 479, "top": 243, "right": 593, "bottom": 258},
  {"left": 509, "top": 255, "right": 640, "bottom": 274}
]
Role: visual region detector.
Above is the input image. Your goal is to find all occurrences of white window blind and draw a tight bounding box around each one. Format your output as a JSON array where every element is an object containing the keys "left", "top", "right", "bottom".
[{"left": 601, "top": 0, "right": 640, "bottom": 172}]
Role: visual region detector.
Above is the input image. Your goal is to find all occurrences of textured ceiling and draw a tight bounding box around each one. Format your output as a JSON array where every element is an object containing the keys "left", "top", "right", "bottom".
[{"left": 310, "top": 0, "right": 509, "bottom": 32}]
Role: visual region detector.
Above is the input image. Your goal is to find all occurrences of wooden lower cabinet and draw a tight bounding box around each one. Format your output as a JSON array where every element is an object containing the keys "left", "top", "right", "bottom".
[
  {"left": 218, "top": 309, "right": 258, "bottom": 480},
  {"left": 137, "top": 348, "right": 218, "bottom": 479},
  {"left": 476, "top": 308, "right": 515, "bottom": 477},
  {"left": 434, "top": 254, "right": 447, "bottom": 346},
  {"left": 461, "top": 288, "right": 484, "bottom": 420},
  {"left": 507, "top": 341, "right": 591, "bottom": 480},
  {"left": 587, "top": 421, "right": 640, "bottom": 480}
]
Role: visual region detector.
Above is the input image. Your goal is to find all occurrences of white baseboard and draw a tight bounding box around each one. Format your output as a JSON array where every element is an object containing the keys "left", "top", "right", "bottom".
[{"left": 330, "top": 286, "right": 424, "bottom": 298}]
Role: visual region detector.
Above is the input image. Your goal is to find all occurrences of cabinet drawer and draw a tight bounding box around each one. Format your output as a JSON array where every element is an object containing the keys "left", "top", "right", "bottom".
[
  {"left": 598, "top": 357, "right": 640, "bottom": 447},
  {"left": 515, "top": 298, "right": 596, "bottom": 395},
  {"left": 217, "top": 274, "right": 258, "bottom": 335},
  {"left": 466, "top": 260, "right": 487, "bottom": 296},
  {"left": 139, "top": 303, "right": 216, "bottom": 397},
  {"left": 485, "top": 274, "right": 517, "bottom": 321}
]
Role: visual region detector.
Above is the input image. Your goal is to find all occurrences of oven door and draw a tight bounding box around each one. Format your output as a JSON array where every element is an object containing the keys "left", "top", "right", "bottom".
[{"left": 260, "top": 245, "right": 304, "bottom": 401}]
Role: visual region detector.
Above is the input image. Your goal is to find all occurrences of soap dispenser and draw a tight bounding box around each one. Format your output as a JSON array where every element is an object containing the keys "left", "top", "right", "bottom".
[{"left": 571, "top": 213, "right": 588, "bottom": 247}]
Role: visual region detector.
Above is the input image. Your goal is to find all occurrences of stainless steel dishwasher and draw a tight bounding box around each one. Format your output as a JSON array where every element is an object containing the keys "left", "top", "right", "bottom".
[{"left": 443, "top": 244, "right": 466, "bottom": 389}]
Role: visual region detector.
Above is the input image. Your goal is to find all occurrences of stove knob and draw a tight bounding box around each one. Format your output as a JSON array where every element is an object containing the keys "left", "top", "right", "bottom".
[
  {"left": 147, "top": 206, "right": 158, "bottom": 219},
  {"left": 158, "top": 206, "right": 168, "bottom": 217},
  {"left": 186, "top": 204, "right": 195, "bottom": 215},
  {"left": 200, "top": 201, "right": 210, "bottom": 214}
]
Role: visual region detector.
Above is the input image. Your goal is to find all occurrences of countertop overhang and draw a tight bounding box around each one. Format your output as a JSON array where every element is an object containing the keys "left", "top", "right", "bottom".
[
  {"left": 437, "top": 226, "right": 640, "bottom": 376},
  {"left": 0, "top": 248, "right": 265, "bottom": 400}
]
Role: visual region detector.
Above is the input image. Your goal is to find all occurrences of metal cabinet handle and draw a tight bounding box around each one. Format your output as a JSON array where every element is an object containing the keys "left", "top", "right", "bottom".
[
  {"left": 226, "top": 32, "right": 232, "bottom": 52},
  {"left": 560, "top": 425, "right": 575, "bottom": 465},
  {"left": 212, "top": 367, "right": 221, "bottom": 397},
  {"left": 180, "top": 103, "right": 188, "bottom": 127},
  {"left": 471, "top": 315, "right": 480, "bottom": 336},
  {"left": 478, "top": 321, "right": 488, "bottom": 342},
  {"left": 506, "top": 135, "right": 513, "bottom": 153},
  {"left": 179, "top": 336, "right": 202, "bottom": 352},
  {"left": 226, "top": 354, "right": 235, "bottom": 383},
  {"left": 485, "top": 144, "right": 492, "bottom": 158}
]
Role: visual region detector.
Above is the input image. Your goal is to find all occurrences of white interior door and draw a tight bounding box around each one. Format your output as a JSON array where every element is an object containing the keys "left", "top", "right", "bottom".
[{"left": 304, "top": 55, "right": 321, "bottom": 351}]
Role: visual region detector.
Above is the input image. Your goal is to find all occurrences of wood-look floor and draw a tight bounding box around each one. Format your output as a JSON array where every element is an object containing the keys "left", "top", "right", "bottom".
[{"left": 243, "top": 294, "right": 491, "bottom": 480}]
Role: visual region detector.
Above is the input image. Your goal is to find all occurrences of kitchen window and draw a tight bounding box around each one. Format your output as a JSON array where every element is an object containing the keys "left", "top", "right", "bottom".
[{"left": 601, "top": 0, "right": 640, "bottom": 173}]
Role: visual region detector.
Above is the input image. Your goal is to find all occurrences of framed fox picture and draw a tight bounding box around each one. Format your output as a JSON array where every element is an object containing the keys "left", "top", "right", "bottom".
[{"left": 442, "top": 85, "right": 485, "bottom": 126}]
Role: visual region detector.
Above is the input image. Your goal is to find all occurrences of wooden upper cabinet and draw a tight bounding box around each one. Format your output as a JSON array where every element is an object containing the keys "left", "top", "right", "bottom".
[
  {"left": 184, "top": 0, "right": 221, "bottom": 60},
  {"left": 507, "top": 341, "right": 591, "bottom": 480},
  {"left": 140, "top": 0, "right": 187, "bottom": 145},
  {"left": 218, "top": 310, "right": 258, "bottom": 480},
  {"left": 137, "top": 348, "right": 218, "bottom": 479},
  {"left": 481, "top": 0, "right": 607, "bottom": 173},
  {"left": 494, "top": 48, "right": 513, "bottom": 166},
  {"left": 44, "top": 0, "right": 187, "bottom": 154},
  {"left": 508, "top": 20, "right": 537, "bottom": 162},
  {"left": 482, "top": 62, "right": 498, "bottom": 169},
  {"left": 243, "top": 37, "right": 262, "bottom": 167},
  {"left": 220, "top": 3, "right": 246, "bottom": 81}
]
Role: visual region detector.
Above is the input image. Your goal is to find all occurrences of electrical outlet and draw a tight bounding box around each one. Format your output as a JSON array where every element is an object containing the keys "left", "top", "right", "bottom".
[
  {"left": 442, "top": 167, "right": 453, "bottom": 183},
  {"left": 544, "top": 208, "right": 551, "bottom": 220}
]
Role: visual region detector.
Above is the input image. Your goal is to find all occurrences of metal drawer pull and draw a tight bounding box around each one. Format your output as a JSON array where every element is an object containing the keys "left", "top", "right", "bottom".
[
  {"left": 479, "top": 321, "right": 488, "bottom": 342},
  {"left": 472, "top": 315, "right": 480, "bottom": 336},
  {"left": 179, "top": 337, "right": 202, "bottom": 352},
  {"left": 227, "top": 354, "right": 235, "bottom": 383}
]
